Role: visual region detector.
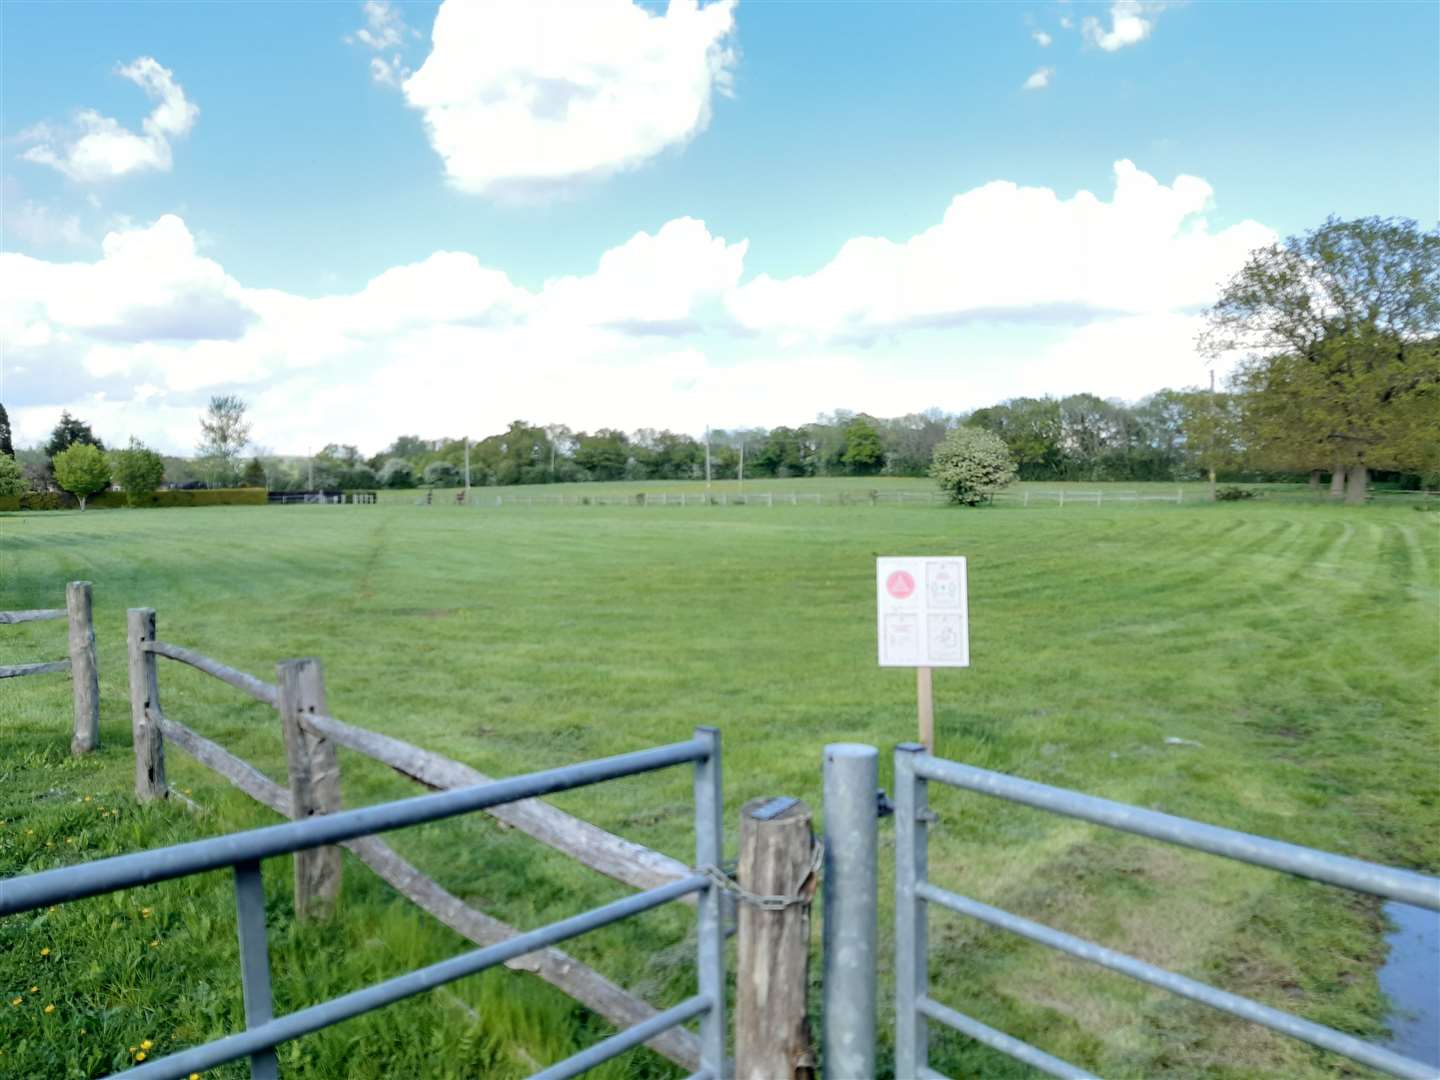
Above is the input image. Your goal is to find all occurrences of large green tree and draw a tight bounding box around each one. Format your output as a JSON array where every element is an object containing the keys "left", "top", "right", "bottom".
[
  {"left": 45, "top": 411, "right": 104, "bottom": 458},
  {"left": 969, "top": 398, "right": 1064, "bottom": 479},
  {"left": 0, "top": 452, "right": 23, "bottom": 496},
  {"left": 53, "top": 443, "right": 111, "bottom": 510},
  {"left": 1201, "top": 217, "right": 1440, "bottom": 503},
  {"left": 0, "top": 402, "right": 13, "bottom": 458},
  {"left": 196, "top": 395, "right": 252, "bottom": 487},
  {"left": 841, "top": 417, "right": 886, "bottom": 475},
  {"left": 1177, "top": 389, "right": 1245, "bottom": 499},
  {"left": 109, "top": 439, "right": 166, "bottom": 506}
]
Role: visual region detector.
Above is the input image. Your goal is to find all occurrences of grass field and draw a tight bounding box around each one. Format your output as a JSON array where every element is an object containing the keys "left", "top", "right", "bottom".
[{"left": 2, "top": 491, "right": 1437, "bottom": 1078}]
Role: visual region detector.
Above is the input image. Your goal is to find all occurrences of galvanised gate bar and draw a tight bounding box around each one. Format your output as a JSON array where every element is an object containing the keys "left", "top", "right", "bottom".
[
  {"left": 892, "top": 742, "right": 1440, "bottom": 1080},
  {"left": 0, "top": 730, "right": 727, "bottom": 1080}
]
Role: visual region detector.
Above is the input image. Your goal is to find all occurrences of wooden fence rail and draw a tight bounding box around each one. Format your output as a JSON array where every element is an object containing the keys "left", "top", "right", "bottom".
[
  {"left": 125, "top": 609, "right": 703, "bottom": 1071},
  {"left": 2, "top": 581, "right": 99, "bottom": 755}
]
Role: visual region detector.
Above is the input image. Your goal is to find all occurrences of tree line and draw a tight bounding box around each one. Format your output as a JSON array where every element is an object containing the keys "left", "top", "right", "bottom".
[{"left": 3, "top": 217, "right": 1434, "bottom": 507}]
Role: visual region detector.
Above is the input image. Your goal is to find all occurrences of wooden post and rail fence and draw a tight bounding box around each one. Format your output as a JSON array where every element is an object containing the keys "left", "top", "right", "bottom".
[
  {"left": 2, "top": 580, "right": 100, "bottom": 755},
  {"left": 123, "top": 606, "right": 820, "bottom": 1075}
]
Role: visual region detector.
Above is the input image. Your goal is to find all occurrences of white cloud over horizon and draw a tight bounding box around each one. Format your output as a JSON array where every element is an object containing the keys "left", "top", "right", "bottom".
[
  {"left": 1, "top": 162, "right": 1273, "bottom": 456},
  {"left": 396, "top": 0, "right": 739, "bottom": 198},
  {"left": 20, "top": 58, "right": 198, "bottom": 183}
]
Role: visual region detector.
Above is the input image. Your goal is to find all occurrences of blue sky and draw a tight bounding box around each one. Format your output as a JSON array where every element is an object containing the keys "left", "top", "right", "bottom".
[{"left": 2, "top": 0, "right": 1436, "bottom": 454}]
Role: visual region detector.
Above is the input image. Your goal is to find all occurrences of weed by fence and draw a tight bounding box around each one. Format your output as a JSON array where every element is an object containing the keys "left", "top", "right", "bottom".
[{"left": 1, "top": 581, "right": 99, "bottom": 754}]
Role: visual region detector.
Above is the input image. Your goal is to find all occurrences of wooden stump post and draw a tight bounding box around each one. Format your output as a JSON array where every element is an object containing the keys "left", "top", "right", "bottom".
[
  {"left": 736, "top": 796, "right": 816, "bottom": 1080},
  {"left": 66, "top": 581, "right": 99, "bottom": 756},
  {"left": 126, "top": 608, "right": 167, "bottom": 801},
  {"left": 277, "top": 658, "right": 343, "bottom": 919}
]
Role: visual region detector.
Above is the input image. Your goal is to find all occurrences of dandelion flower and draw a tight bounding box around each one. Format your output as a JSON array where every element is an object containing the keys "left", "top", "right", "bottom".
[
  {"left": 43, "top": 1004, "right": 55, "bottom": 1014},
  {"left": 191, "top": 1074, "right": 201, "bottom": 1079},
  {"left": 129, "top": 1047, "right": 136, "bottom": 1054},
  {"left": 40, "top": 947, "right": 50, "bottom": 957},
  {"left": 9, "top": 998, "right": 21, "bottom": 1007},
  {"left": 84, "top": 796, "right": 92, "bottom": 802},
  {"left": 149, "top": 939, "right": 159, "bottom": 948},
  {"left": 29, "top": 986, "right": 38, "bottom": 993},
  {"left": 135, "top": 1052, "right": 147, "bottom": 1061},
  {"left": 141, "top": 907, "right": 152, "bottom": 918},
  {"left": 141, "top": 1039, "right": 153, "bottom": 1050}
]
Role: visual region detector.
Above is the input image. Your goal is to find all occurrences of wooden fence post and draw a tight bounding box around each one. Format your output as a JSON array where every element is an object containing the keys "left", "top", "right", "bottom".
[
  {"left": 736, "top": 797, "right": 816, "bottom": 1080},
  {"left": 277, "top": 658, "right": 343, "bottom": 919},
  {"left": 127, "top": 608, "right": 167, "bottom": 801},
  {"left": 67, "top": 581, "right": 99, "bottom": 756}
]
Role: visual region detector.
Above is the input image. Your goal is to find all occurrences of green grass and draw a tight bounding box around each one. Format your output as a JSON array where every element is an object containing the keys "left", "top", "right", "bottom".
[{"left": 2, "top": 492, "right": 1437, "bottom": 1078}]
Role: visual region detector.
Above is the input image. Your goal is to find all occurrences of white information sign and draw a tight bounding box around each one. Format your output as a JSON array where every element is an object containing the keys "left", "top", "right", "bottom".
[{"left": 876, "top": 556, "right": 969, "bottom": 668}]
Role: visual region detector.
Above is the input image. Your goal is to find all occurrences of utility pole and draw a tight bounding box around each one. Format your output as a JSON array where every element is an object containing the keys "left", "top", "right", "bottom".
[
  {"left": 307, "top": 447, "right": 314, "bottom": 491},
  {"left": 464, "top": 437, "right": 471, "bottom": 499},
  {"left": 705, "top": 426, "right": 712, "bottom": 491},
  {"left": 739, "top": 440, "right": 745, "bottom": 493}
]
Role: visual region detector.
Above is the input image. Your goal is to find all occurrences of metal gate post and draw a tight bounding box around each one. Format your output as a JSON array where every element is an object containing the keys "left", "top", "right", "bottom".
[
  {"left": 694, "top": 726, "right": 728, "bottom": 1079},
  {"left": 822, "top": 743, "right": 878, "bottom": 1079},
  {"left": 894, "top": 743, "right": 929, "bottom": 1078}
]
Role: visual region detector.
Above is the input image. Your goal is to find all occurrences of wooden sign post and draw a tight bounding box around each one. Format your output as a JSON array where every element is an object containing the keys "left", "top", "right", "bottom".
[
  {"left": 916, "top": 666, "right": 934, "bottom": 751},
  {"left": 876, "top": 557, "right": 969, "bottom": 753}
]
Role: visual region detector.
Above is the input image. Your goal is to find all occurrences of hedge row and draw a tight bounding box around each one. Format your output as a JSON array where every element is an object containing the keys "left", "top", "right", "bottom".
[{"left": 0, "top": 488, "right": 269, "bottom": 511}]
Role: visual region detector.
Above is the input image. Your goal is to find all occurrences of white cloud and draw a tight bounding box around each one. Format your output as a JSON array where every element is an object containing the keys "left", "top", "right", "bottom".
[
  {"left": 2, "top": 198, "right": 88, "bottom": 248},
  {"left": 400, "top": 0, "right": 738, "bottom": 198},
  {"left": 370, "top": 56, "right": 411, "bottom": 88},
  {"left": 1033, "top": 30, "right": 1053, "bottom": 47},
  {"left": 1059, "top": 15, "right": 1074, "bottom": 30},
  {"left": 1023, "top": 67, "right": 1055, "bottom": 90},
  {"left": 20, "top": 58, "right": 198, "bottom": 183},
  {"left": 347, "top": 2, "right": 418, "bottom": 86},
  {"left": 725, "top": 161, "right": 1274, "bottom": 341},
  {"left": 350, "top": 0, "right": 413, "bottom": 50},
  {"left": 1083, "top": 1, "right": 1163, "bottom": 52},
  {"left": 2, "top": 163, "right": 1273, "bottom": 455}
]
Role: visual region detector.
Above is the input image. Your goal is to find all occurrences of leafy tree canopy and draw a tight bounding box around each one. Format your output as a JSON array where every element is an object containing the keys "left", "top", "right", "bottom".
[
  {"left": 932, "top": 426, "right": 1017, "bottom": 506},
  {"left": 109, "top": 438, "right": 166, "bottom": 506},
  {"left": 52, "top": 443, "right": 111, "bottom": 510},
  {"left": 45, "top": 411, "right": 104, "bottom": 458}
]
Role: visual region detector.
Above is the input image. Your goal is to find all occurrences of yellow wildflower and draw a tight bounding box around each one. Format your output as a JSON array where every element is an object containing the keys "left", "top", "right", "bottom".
[
  {"left": 129, "top": 1047, "right": 136, "bottom": 1053},
  {"left": 40, "top": 947, "right": 50, "bottom": 957},
  {"left": 141, "top": 907, "right": 152, "bottom": 918},
  {"left": 141, "top": 1039, "right": 153, "bottom": 1050},
  {"left": 43, "top": 1004, "right": 55, "bottom": 1014},
  {"left": 149, "top": 939, "right": 159, "bottom": 948},
  {"left": 29, "top": 986, "right": 38, "bottom": 993},
  {"left": 135, "top": 1052, "right": 147, "bottom": 1061},
  {"left": 9, "top": 998, "right": 20, "bottom": 1007}
]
